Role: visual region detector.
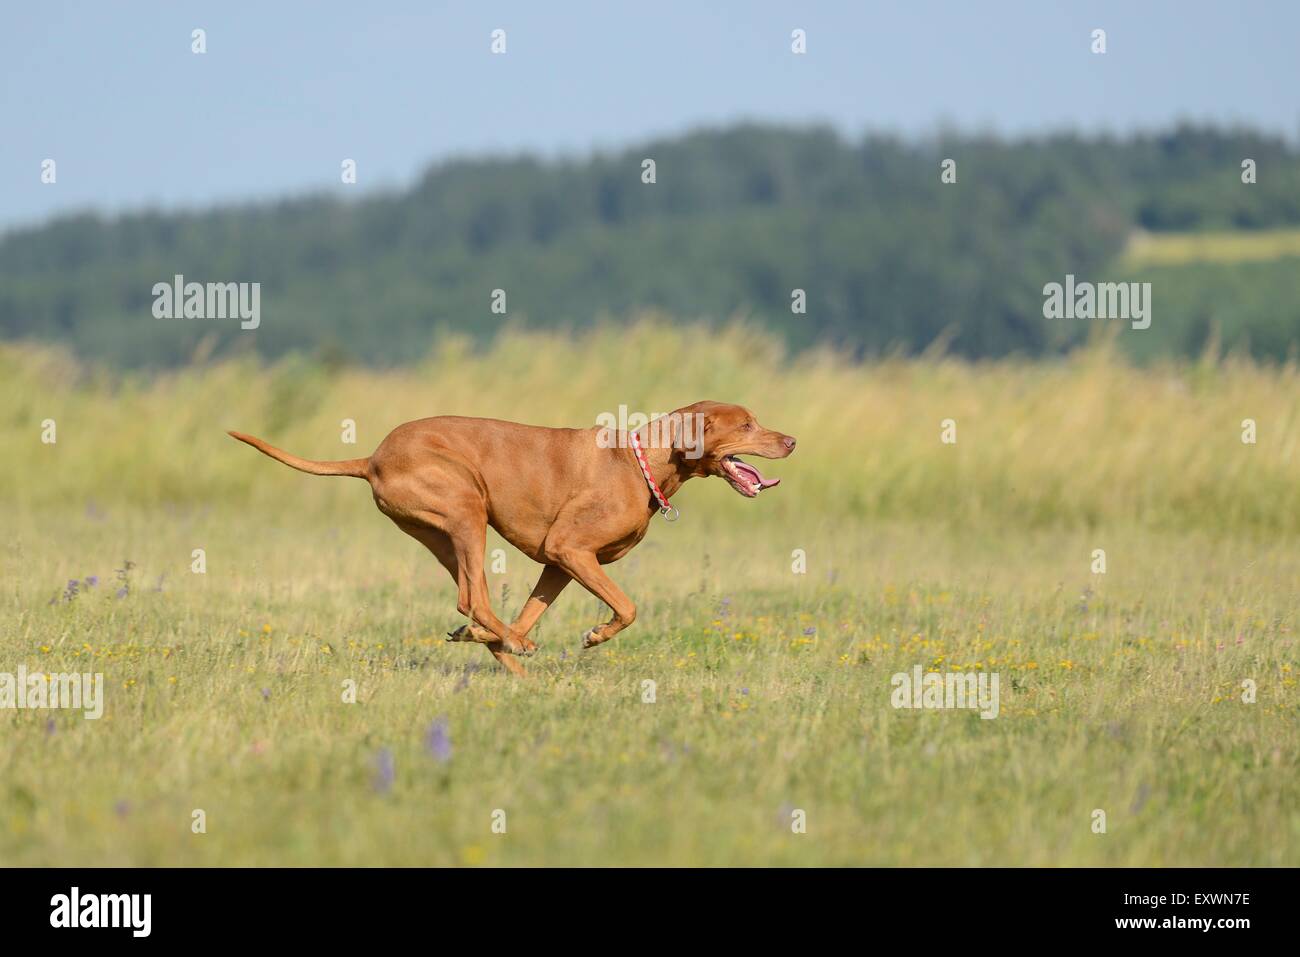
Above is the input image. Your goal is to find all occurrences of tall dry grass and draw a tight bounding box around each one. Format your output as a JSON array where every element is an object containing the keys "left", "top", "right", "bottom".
[{"left": 4, "top": 316, "right": 1298, "bottom": 534}]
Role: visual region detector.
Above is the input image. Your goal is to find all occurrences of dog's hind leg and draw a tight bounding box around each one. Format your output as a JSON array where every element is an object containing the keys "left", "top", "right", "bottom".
[
  {"left": 396, "top": 518, "right": 530, "bottom": 676},
  {"left": 374, "top": 452, "right": 533, "bottom": 674},
  {"left": 436, "top": 514, "right": 541, "bottom": 677},
  {"left": 396, "top": 520, "right": 468, "bottom": 610}
]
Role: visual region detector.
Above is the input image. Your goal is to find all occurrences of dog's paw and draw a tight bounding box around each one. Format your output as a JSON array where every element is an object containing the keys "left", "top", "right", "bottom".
[
  {"left": 504, "top": 635, "right": 538, "bottom": 657},
  {"left": 448, "top": 624, "right": 494, "bottom": 643},
  {"left": 581, "top": 627, "right": 603, "bottom": 650}
]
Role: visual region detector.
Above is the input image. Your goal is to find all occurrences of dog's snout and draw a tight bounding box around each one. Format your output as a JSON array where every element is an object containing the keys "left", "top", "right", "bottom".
[{"left": 783, "top": 435, "right": 796, "bottom": 453}]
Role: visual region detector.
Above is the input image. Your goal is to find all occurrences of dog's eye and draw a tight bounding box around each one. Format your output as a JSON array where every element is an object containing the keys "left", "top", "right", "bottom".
[{"left": 741, "top": 422, "right": 754, "bottom": 431}]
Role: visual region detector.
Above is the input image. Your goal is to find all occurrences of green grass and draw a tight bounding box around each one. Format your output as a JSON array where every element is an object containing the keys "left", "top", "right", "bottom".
[
  {"left": 1, "top": 327, "right": 1298, "bottom": 865},
  {"left": 3, "top": 505, "right": 1296, "bottom": 866},
  {"left": 1123, "top": 227, "right": 1300, "bottom": 267}
]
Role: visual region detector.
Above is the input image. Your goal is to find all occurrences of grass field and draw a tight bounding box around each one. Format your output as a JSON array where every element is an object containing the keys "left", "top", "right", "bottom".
[
  {"left": 1123, "top": 227, "right": 1300, "bottom": 267},
  {"left": 2, "top": 322, "right": 1298, "bottom": 866}
]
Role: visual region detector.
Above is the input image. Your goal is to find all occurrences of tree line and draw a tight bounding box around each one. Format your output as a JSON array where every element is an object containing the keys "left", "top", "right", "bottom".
[{"left": 2, "top": 122, "right": 1298, "bottom": 366}]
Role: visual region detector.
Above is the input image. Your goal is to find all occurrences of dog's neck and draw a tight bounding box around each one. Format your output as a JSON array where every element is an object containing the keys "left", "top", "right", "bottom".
[{"left": 628, "top": 430, "right": 696, "bottom": 505}]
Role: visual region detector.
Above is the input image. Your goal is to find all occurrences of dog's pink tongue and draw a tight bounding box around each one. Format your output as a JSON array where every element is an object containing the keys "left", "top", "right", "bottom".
[{"left": 734, "top": 460, "right": 781, "bottom": 490}]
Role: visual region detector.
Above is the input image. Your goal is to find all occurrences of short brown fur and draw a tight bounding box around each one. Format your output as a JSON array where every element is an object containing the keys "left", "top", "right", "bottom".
[{"left": 230, "top": 401, "right": 794, "bottom": 675}]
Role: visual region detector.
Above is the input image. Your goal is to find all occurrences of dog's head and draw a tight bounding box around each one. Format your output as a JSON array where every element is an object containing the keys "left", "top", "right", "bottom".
[{"left": 663, "top": 401, "right": 795, "bottom": 498}]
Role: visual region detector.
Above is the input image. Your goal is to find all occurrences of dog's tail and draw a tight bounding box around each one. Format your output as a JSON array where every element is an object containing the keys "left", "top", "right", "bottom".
[{"left": 227, "top": 431, "right": 370, "bottom": 479}]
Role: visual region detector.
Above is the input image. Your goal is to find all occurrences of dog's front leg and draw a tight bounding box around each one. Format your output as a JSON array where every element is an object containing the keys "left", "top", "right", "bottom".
[{"left": 551, "top": 551, "right": 636, "bottom": 649}]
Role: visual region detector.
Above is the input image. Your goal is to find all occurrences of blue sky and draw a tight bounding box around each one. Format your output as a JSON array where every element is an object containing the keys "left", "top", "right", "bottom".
[{"left": 2, "top": 0, "right": 1297, "bottom": 230}]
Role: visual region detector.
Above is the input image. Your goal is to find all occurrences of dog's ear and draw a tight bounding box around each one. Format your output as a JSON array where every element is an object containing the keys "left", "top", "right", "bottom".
[
  {"left": 642, "top": 413, "right": 682, "bottom": 453},
  {"left": 676, "top": 409, "right": 710, "bottom": 460},
  {"left": 655, "top": 413, "right": 684, "bottom": 452},
  {"left": 666, "top": 414, "right": 683, "bottom": 450}
]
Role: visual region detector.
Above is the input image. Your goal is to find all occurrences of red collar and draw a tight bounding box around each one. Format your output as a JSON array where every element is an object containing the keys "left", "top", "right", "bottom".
[{"left": 629, "top": 430, "right": 680, "bottom": 522}]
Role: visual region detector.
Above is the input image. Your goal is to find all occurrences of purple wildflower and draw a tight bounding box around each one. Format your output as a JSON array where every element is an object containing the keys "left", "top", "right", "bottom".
[
  {"left": 114, "top": 560, "right": 134, "bottom": 598},
  {"left": 373, "top": 749, "right": 395, "bottom": 794},
  {"left": 425, "top": 719, "right": 452, "bottom": 763}
]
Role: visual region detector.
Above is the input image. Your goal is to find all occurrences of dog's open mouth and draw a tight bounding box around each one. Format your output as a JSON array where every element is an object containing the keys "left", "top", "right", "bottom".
[{"left": 721, "top": 455, "right": 781, "bottom": 498}]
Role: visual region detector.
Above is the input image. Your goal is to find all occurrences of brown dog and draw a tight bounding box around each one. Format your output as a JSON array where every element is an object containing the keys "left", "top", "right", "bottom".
[{"left": 230, "top": 401, "right": 794, "bottom": 675}]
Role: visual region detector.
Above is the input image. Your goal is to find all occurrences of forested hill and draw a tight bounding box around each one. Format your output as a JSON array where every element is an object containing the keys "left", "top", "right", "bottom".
[{"left": 3, "top": 123, "right": 1300, "bottom": 367}]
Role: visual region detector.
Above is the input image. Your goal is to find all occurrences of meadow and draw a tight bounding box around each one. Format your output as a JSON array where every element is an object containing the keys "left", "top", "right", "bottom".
[
  {"left": 2, "top": 320, "right": 1297, "bottom": 866},
  {"left": 1123, "top": 227, "right": 1300, "bottom": 267}
]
